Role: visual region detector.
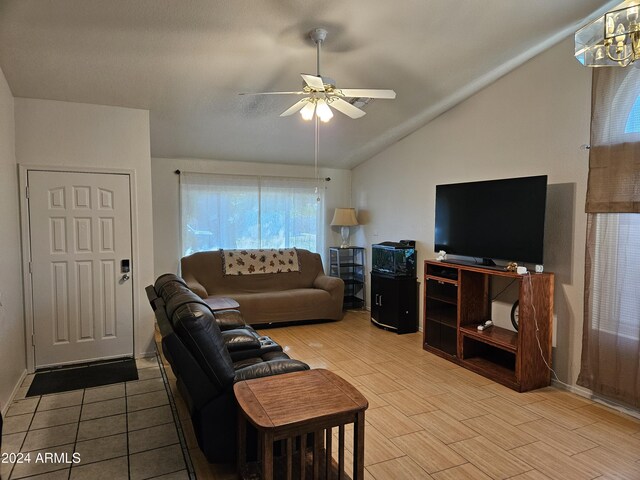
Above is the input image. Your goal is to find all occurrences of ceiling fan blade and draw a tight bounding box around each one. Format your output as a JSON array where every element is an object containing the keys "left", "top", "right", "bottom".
[
  {"left": 239, "top": 91, "right": 305, "bottom": 96},
  {"left": 301, "top": 74, "right": 325, "bottom": 92},
  {"left": 338, "top": 89, "right": 396, "bottom": 99},
  {"left": 329, "top": 98, "right": 366, "bottom": 119},
  {"left": 280, "top": 99, "right": 309, "bottom": 117}
]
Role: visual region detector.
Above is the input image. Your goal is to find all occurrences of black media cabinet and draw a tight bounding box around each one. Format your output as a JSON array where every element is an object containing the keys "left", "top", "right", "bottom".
[{"left": 370, "top": 272, "right": 417, "bottom": 334}]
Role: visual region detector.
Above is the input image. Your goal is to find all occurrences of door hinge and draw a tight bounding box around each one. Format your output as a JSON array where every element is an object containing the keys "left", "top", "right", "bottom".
[
  {"left": 28, "top": 262, "right": 33, "bottom": 274},
  {"left": 31, "top": 334, "right": 35, "bottom": 346},
  {"left": 25, "top": 186, "right": 29, "bottom": 199}
]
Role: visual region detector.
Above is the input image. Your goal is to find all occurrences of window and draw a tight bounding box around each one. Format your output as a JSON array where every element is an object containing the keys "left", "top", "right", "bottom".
[
  {"left": 180, "top": 172, "right": 324, "bottom": 255},
  {"left": 624, "top": 93, "right": 640, "bottom": 133},
  {"left": 578, "top": 66, "right": 640, "bottom": 409}
]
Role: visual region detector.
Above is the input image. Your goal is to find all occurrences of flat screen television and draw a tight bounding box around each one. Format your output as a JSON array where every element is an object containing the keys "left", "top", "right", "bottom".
[{"left": 434, "top": 175, "right": 547, "bottom": 265}]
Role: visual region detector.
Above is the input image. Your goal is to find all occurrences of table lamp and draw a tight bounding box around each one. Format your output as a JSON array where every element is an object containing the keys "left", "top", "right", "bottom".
[{"left": 331, "top": 208, "right": 359, "bottom": 248}]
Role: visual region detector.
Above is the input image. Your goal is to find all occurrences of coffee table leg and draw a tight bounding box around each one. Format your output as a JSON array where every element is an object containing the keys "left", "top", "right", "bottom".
[
  {"left": 262, "top": 432, "right": 274, "bottom": 480},
  {"left": 286, "top": 437, "right": 293, "bottom": 480},
  {"left": 353, "top": 412, "right": 365, "bottom": 480},
  {"left": 237, "top": 412, "right": 246, "bottom": 479}
]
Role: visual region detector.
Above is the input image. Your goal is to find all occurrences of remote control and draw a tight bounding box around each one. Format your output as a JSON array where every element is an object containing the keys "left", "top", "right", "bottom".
[{"left": 477, "top": 320, "right": 493, "bottom": 331}]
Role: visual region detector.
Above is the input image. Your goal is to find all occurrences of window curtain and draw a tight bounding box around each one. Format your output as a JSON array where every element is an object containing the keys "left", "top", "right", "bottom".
[
  {"left": 577, "top": 67, "right": 640, "bottom": 408},
  {"left": 179, "top": 172, "right": 324, "bottom": 256},
  {"left": 260, "top": 176, "right": 324, "bottom": 253}
]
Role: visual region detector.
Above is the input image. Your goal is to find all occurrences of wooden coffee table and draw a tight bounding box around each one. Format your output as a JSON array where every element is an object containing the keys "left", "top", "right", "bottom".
[
  {"left": 204, "top": 296, "right": 240, "bottom": 312},
  {"left": 234, "top": 369, "right": 368, "bottom": 480}
]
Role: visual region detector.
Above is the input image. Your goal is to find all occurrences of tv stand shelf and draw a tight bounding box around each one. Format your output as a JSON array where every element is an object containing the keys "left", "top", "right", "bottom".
[
  {"left": 459, "top": 325, "right": 518, "bottom": 352},
  {"left": 423, "top": 260, "right": 554, "bottom": 392}
]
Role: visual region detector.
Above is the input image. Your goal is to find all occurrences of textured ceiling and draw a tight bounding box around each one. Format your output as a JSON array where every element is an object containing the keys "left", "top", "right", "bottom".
[{"left": 0, "top": 1, "right": 615, "bottom": 168}]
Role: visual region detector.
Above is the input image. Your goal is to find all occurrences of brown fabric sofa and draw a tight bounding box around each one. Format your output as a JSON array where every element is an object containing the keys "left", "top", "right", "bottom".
[{"left": 180, "top": 249, "right": 344, "bottom": 325}]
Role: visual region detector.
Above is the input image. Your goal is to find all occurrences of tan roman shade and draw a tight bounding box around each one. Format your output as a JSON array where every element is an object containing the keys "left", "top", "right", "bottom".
[{"left": 585, "top": 68, "right": 640, "bottom": 213}]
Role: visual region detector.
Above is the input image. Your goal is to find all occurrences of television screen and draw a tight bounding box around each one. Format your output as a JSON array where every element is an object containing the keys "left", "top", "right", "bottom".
[{"left": 434, "top": 175, "right": 547, "bottom": 265}]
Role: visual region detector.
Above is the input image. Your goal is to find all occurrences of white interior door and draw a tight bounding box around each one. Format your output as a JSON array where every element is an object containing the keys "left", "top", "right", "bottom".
[{"left": 28, "top": 170, "right": 134, "bottom": 368}]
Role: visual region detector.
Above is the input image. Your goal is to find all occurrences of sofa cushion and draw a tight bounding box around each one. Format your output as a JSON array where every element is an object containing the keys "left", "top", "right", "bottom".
[
  {"left": 232, "top": 350, "right": 292, "bottom": 369},
  {"left": 165, "top": 293, "right": 209, "bottom": 322},
  {"left": 226, "top": 288, "right": 333, "bottom": 324},
  {"left": 234, "top": 359, "right": 310, "bottom": 382},
  {"left": 154, "top": 274, "right": 187, "bottom": 299},
  {"left": 221, "top": 329, "right": 261, "bottom": 351},
  {"left": 213, "top": 309, "right": 247, "bottom": 330},
  {"left": 171, "top": 302, "right": 236, "bottom": 392}
]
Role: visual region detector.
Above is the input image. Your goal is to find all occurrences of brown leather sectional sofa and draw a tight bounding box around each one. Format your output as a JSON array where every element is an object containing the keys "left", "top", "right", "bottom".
[{"left": 180, "top": 248, "right": 345, "bottom": 325}]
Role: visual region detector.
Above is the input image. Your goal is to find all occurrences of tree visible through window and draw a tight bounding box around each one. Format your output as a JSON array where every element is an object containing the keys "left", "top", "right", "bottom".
[{"left": 180, "top": 173, "right": 324, "bottom": 256}]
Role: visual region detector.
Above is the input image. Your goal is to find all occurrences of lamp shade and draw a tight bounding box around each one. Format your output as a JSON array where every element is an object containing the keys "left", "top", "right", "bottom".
[{"left": 331, "top": 208, "right": 359, "bottom": 226}]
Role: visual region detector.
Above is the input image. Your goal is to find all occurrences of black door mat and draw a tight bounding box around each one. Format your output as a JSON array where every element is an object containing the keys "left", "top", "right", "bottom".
[{"left": 27, "top": 358, "right": 139, "bottom": 397}]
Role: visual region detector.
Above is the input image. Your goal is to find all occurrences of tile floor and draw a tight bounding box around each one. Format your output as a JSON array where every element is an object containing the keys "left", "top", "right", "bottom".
[{"left": 1, "top": 357, "right": 194, "bottom": 480}]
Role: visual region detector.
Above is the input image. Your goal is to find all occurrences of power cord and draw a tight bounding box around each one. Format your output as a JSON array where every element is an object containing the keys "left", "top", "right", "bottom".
[
  {"left": 525, "top": 273, "right": 640, "bottom": 414},
  {"left": 525, "top": 272, "right": 568, "bottom": 386}
]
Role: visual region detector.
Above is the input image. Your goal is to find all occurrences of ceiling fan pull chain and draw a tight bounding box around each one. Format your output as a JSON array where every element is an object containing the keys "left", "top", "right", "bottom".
[{"left": 315, "top": 115, "right": 321, "bottom": 202}]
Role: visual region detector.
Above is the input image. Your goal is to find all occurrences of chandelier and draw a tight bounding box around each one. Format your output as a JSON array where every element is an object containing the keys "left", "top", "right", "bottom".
[{"left": 575, "top": 0, "right": 640, "bottom": 67}]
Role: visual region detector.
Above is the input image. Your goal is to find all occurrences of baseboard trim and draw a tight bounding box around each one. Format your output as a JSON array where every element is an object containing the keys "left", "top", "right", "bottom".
[
  {"left": 551, "top": 378, "right": 640, "bottom": 420},
  {"left": 2, "top": 369, "right": 28, "bottom": 416},
  {"left": 136, "top": 351, "right": 157, "bottom": 359}
]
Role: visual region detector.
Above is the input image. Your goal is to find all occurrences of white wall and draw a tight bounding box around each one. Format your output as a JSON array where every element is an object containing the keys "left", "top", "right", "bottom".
[
  {"left": 352, "top": 37, "right": 591, "bottom": 387},
  {"left": 0, "top": 67, "right": 26, "bottom": 412},
  {"left": 14, "top": 99, "right": 156, "bottom": 359},
  {"left": 151, "top": 157, "right": 352, "bottom": 276}
]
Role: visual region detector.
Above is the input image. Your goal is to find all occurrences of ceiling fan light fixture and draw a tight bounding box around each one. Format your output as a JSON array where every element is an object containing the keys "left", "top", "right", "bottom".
[
  {"left": 300, "top": 101, "right": 316, "bottom": 121},
  {"left": 316, "top": 99, "right": 334, "bottom": 122}
]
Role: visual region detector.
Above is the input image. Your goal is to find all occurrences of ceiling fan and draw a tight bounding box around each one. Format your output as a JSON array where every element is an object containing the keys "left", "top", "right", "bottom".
[{"left": 240, "top": 28, "right": 396, "bottom": 122}]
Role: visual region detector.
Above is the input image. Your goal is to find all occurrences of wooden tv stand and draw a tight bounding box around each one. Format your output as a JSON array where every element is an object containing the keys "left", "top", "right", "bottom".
[{"left": 423, "top": 260, "right": 554, "bottom": 392}]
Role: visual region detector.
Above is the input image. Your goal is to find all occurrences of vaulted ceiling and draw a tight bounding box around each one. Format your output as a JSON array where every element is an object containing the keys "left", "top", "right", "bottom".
[{"left": 0, "top": 1, "right": 615, "bottom": 168}]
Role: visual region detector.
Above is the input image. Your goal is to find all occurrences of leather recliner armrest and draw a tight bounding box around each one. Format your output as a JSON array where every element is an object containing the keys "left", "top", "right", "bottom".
[
  {"left": 214, "top": 309, "right": 247, "bottom": 330},
  {"left": 234, "top": 359, "right": 310, "bottom": 382},
  {"left": 221, "top": 328, "right": 261, "bottom": 352}
]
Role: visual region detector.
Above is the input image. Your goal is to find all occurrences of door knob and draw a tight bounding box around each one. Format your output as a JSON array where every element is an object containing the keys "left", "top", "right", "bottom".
[{"left": 121, "top": 273, "right": 130, "bottom": 281}]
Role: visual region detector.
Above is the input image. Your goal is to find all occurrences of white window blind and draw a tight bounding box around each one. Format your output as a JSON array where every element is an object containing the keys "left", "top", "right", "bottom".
[
  {"left": 590, "top": 213, "right": 640, "bottom": 340},
  {"left": 180, "top": 172, "right": 324, "bottom": 255}
]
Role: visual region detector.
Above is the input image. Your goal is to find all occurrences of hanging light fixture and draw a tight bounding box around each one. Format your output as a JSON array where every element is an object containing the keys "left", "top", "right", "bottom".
[
  {"left": 300, "top": 101, "right": 316, "bottom": 121},
  {"left": 575, "top": 0, "right": 640, "bottom": 67},
  {"left": 315, "top": 98, "right": 334, "bottom": 122}
]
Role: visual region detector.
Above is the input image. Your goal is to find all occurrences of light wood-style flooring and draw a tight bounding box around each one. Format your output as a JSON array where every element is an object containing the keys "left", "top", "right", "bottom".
[{"left": 166, "top": 310, "right": 640, "bottom": 480}]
